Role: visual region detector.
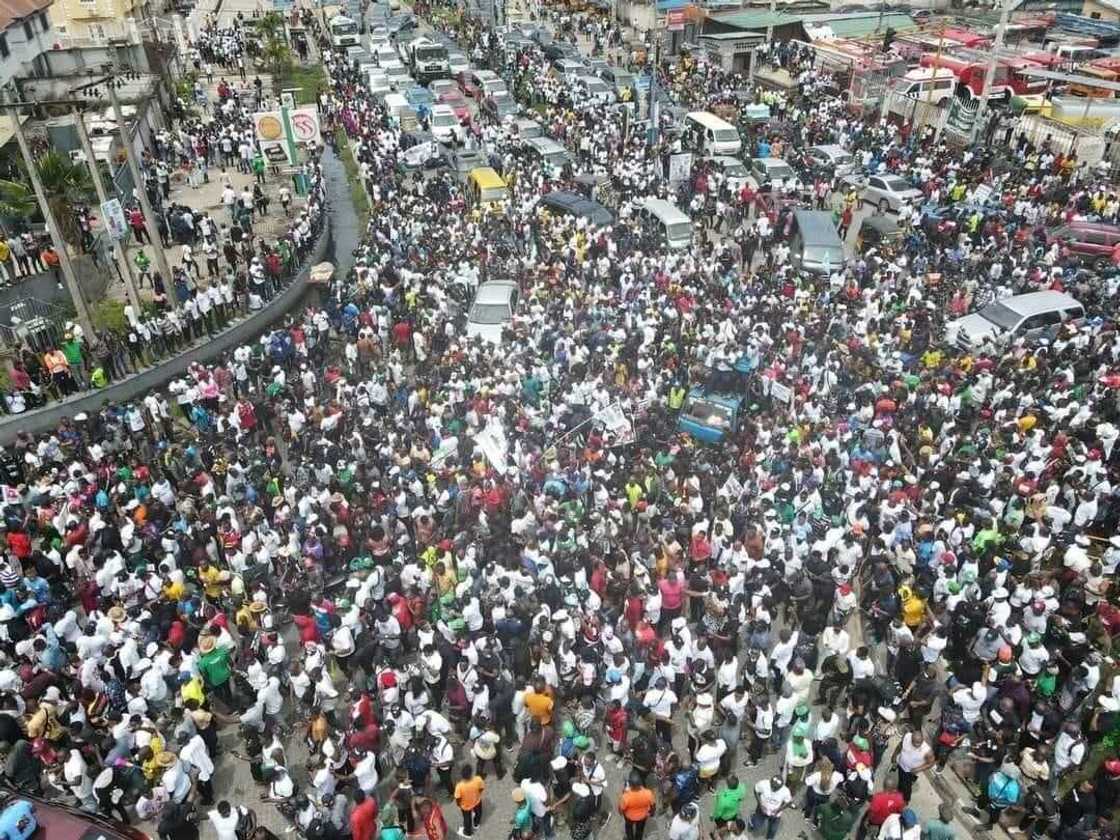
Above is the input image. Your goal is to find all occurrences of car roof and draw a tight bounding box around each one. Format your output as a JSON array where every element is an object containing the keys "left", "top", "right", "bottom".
[
  {"left": 810, "top": 144, "right": 849, "bottom": 156},
  {"left": 475, "top": 281, "right": 517, "bottom": 304},
  {"left": 541, "top": 191, "right": 614, "bottom": 224},
  {"left": 758, "top": 157, "right": 791, "bottom": 168},
  {"left": 996, "top": 291, "right": 1083, "bottom": 315},
  {"left": 708, "top": 155, "right": 744, "bottom": 166},
  {"left": 0, "top": 790, "right": 146, "bottom": 840}
]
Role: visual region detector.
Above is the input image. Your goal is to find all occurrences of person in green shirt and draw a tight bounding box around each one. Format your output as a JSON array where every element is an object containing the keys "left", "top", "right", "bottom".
[
  {"left": 712, "top": 775, "right": 747, "bottom": 826},
  {"left": 252, "top": 152, "right": 266, "bottom": 184},
  {"left": 816, "top": 794, "right": 857, "bottom": 840},
  {"left": 197, "top": 634, "right": 233, "bottom": 706},
  {"left": 922, "top": 804, "right": 956, "bottom": 840},
  {"left": 510, "top": 789, "right": 533, "bottom": 837},
  {"left": 60, "top": 334, "right": 84, "bottom": 388}
]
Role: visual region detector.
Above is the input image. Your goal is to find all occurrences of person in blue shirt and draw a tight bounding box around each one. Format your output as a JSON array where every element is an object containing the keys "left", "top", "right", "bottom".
[
  {"left": 0, "top": 800, "right": 36, "bottom": 840},
  {"left": 34, "top": 625, "right": 66, "bottom": 672}
]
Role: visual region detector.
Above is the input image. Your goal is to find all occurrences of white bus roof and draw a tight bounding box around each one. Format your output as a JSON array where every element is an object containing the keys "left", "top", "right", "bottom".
[{"left": 685, "top": 110, "right": 736, "bottom": 130}]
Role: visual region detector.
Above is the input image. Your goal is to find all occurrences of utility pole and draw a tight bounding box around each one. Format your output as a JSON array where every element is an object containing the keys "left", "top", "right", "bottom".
[
  {"left": 72, "top": 105, "right": 143, "bottom": 315},
  {"left": 3, "top": 96, "right": 97, "bottom": 340},
  {"left": 105, "top": 76, "right": 179, "bottom": 308},
  {"left": 765, "top": 0, "right": 777, "bottom": 49},
  {"left": 971, "top": 0, "right": 1011, "bottom": 144},
  {"left": 925, "top": 22, "right": 946, "bottom": 140}
]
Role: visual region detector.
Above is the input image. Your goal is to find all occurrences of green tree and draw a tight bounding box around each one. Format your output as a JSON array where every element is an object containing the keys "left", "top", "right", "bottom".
[
  {"left": 261, "top": 36, "right": 295, "bottom": 94},
  {"left": 0, "top": 151, "right": 95, "bottom": 246}
]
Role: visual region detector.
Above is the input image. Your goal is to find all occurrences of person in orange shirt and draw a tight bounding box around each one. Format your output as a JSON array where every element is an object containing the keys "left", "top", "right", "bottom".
[
  {"left": 618, "top": 773, "right": 656, "bottom": 840},
  {"left": 523, "top": 680, "right": 554, "bottom": 726},
  {"left": 453, "top": 764, "right": 485, "bottom": 837}
]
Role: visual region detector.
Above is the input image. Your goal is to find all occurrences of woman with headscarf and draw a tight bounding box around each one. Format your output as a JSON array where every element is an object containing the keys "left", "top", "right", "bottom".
[{"left": 4, "top": 740, "right": 43, "bottom": 793}]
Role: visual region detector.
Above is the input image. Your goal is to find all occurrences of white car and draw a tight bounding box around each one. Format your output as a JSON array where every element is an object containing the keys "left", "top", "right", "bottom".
[
  {"left": 429, "top": 104, "right": 466, "bottom": 144},
  {"left": 385, "top": 64, "right": 412, "bottom": 90},
  {"left": 859, "top": 174, "right": 924, "bottom": 213},
  {"left": 448, "top": 53, "right": 471, "bottom": 77},
  {"left": 466, "top": 281, "right": 519, "bottom": 344},
  {"left": 576, "top": 75, "right": 615, "bottom": 105},
  {"left": 368, "top": 70, "right": 391, "bottom": 97},
  {"left": 706, "top": 155, "right": 750, "bottom": 191},
  {"left": 747, "top": 157, "right": 802, "bottom": 193},
  {"left": 944, "top": 291, "right": 1085, "bottom": 352}
]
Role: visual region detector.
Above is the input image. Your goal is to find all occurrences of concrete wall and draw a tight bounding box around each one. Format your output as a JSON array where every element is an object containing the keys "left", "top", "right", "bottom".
[
  {"left": 0, "top": 5, "right": 54, "bottom": 88},
  {"left": 1082, "top": 0, "right": 1120, "bottom": 21},
  {"left": 26, "top": 40, "right": 153, "bottom": 76},
  {"left": 0, "top": 226, "right": 331, "bottom": 444}
]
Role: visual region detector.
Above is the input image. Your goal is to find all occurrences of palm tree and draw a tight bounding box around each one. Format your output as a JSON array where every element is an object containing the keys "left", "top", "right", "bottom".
[
  {"left": 261, "top": 36, "right": 295, "bottom": 94},
  {"left": 0, "top": 151, "right": 95, "bottom": 247}
]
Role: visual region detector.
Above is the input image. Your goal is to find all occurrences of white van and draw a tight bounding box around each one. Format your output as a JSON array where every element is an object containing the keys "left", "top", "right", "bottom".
[
  {"left": 684, "top": 111, "right": 741, "bottom": 156},
  {"left": 945, "top": 291, "right": 1085, "bottom": 351},
  {"left": 637, "top": 198, "right": 692, "bottom": 250},
  {"left": 894, "top": 67, "right": 956, "bottom": 105}
]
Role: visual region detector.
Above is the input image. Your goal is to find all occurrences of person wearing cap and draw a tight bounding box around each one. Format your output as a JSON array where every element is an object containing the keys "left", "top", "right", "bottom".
[
  {"left": 711, "top": 774, "right": 746, "bottom": 827},
  {"left": 817, "top": 793, "right": 858, "bottom": 840}
]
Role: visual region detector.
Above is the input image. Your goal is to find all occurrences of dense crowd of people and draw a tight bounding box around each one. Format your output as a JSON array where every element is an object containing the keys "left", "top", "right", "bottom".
[{"left": 1, "top": 3, "right": 1120, "bottom": 840}]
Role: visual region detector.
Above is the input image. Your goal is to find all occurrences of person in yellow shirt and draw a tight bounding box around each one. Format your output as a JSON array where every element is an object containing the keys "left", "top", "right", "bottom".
[
  {"left": 199, "top": 562, "right": 224, "bottom": 600},
  {"left": 161, "top": 574, "right": 185, "bottom": 602}
]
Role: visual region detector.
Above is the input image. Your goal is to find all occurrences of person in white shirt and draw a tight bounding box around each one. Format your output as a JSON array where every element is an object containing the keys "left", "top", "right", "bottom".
[
  {"left": 669, "top": 802, "right": 701, "bottom": 840},
  {"left": 208, "top": 801, "right": 245, "bottom": 840},
  {"left": 643, "top": 677, "right": 678, "bottom": 744},
  {"left": 894, "top": 730, "right": 934, "bottom": 801},
  {"left": 751, "top": 776, "right": 792, "bottom": 839},
  {"left": 177, "top": 731, "right": 215, "bottom": 804}
]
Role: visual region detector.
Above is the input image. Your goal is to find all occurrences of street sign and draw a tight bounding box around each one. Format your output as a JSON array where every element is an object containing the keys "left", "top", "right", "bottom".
[
  {"left": 100, "top": 198, "right": 129, "bottom": 241},
  {"left": 666, "top": 9, "right": 686, "bottom": 30}
]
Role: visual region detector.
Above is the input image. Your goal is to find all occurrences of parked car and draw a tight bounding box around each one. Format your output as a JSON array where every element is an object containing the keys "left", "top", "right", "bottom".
[
  {"left": 481, "top": 92, "right": 519, "bottom": 121},
  {"left": 385, "top": 64, "right": 412, "bottom": 90},
  {"left": 599, "top": 66, "right": 636, "bottom": 97},
  {"left": 447, "top": 52, "right": 471, "bottom": 77},
  {"left": 538, "top": 190, "right": 614, "bottom": 226},
  {"left": 448, "top": 148, "right": 487, "bottom": 180},
  {"left": 1047, "top": 221, "right": 1120, "bottom": 268},
  {"left": 574, "top": 75, "right": 615, "bottom": 105},
  {"left": 428, "top": 103, "right": 467, "bottom": 144},
  {"left": 802, "top": 144, "right": 857, "bottom": 178},
  {"left": 0, "top": 790, "right": 148, "bottom": 840},
  {"left": 944, "top": 290, "right": 1085, "bottom": 351},
  {"left": 459, "top": 69, "right": 499, "bottom": 98},
  {"left": 467, "top": 280, "right": 520, "bottom": 343},
  {"left": 386, "top": 13, "right": 415, "bottom": 35},
  {"left": 706, "top": 156, "right": 750, "bottom": 192},
  {"left": 438, "top": 89, "right": 472, "bottom": 124},
  {"left": 428, "top": 78, "right": 458, "bottom": 99},
  {"left": 405, "top": 86, "right": 435, "bottom": 119},
  {"left": 858, "top": 174, "right": 923, "bottom": 212},
  {"left": 747, "top": 157, "right": 802, "bottom": 193}
]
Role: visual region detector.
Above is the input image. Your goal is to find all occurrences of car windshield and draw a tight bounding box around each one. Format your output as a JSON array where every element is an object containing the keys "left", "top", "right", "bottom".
[
  {"left": 767, "top": 164, "right": 795, "bottom": 180},
  {"left": 470, "top": 303, "right": 510, "bottom": 323},
  {"left": 333, "top": 22, "right": 358, "bottom": 34},
  {"left": 614, "top": 72, "right": 634, "bottom": 85},
  {"left": 481, "top": 187, "right": 507, "bottom": 202},
  {"left": 723, "top": 162, "right": 748, "bottom": 177},
  {"left": 884, "top": 177, "right": 911, "bottom": 191},
  {"left": 682, "top": 398, "right": 733, "bottom": 427},
  {"left": 977, "top": 301, "right": 1022, "bottom": 331},
  {"left": 667, "top": 221, "right": 691, "bottom": 240},
  {"left": 432, "top": 113, "right": 457, "bottom": 127},
  {"left": 544, "top": 151, "right": 567, "bottom": 166},
  {"left": 416, "top": 46, "right": 445, "bottom": 61},
  {"left": 713, "top": 128, "right": 739, "bottom": 143}
]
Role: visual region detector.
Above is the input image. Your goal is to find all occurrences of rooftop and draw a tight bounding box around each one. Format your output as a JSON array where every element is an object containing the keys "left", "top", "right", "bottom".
[{"left": 0, "top": 0, "right": 51, "bottom": 33}]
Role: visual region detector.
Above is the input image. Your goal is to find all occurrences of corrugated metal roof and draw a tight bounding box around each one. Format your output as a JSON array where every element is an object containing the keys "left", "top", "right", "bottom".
[
  {"left": 707, "top": 9, "right": 799, "bottom": 29},
  {"left": 820, "top": 12, "right": 916, "bottom": 36}
]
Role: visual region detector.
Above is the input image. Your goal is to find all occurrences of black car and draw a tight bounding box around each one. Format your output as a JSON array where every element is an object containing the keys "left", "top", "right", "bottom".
[
  {"left": 539, "top": 190, "right": 614, "bottom": 226},
  {"left": 387, "top": 13, "right": 416, "bottom": 35}
]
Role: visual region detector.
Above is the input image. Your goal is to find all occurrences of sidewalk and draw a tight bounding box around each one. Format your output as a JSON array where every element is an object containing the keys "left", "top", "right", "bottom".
[{"left": 99, "top": 72, "right": 316, "bottom": 307}]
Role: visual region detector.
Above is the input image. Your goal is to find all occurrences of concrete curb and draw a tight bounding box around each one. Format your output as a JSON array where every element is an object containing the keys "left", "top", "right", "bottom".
[{"left": 0, "top": 226, "right": 331, "bottom": 445}]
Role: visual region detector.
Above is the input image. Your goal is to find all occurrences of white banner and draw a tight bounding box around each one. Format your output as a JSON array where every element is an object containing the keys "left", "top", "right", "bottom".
[
  {"left": 769, "top": 380, "right": 793, "bottom": 406},
  {"left": 100, "top": 198, "right": 129, "bottom": 241},
  {"left": 668, "top": 152, "right": 693, "bottom": 184},
  {"left": 598, "top": 402, "right": 636, "bottom": 447},
  {"left": 477, "top": 423, "right": 509, "bottom": 473}
]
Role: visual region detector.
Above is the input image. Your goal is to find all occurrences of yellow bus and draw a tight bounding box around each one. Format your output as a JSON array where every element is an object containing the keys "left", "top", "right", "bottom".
[{"left": 467, "top": 168, "right": 508, "bottom": 207}]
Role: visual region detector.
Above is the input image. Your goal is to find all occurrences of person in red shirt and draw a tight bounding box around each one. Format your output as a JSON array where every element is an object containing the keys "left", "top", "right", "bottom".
[
  {"left": 350, "top": 789, "right": 378, "bottom": 840},
  {"left": 859, "top": 779, "right": 905, "bottom": 840},
  {"left": 605, "top": 699, "right": 629, "bottom": 759}
]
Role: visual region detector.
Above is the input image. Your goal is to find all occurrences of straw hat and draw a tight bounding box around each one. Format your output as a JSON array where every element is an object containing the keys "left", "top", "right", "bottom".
[
  {"left": 108, "top": 606, "right": 127, "bottom": 624},
  {"left": 249, "top": 601, "right": 268, "bottom": 614},
  {"left": 156, "top": 751, "right": 177, "bottom": 769}
]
